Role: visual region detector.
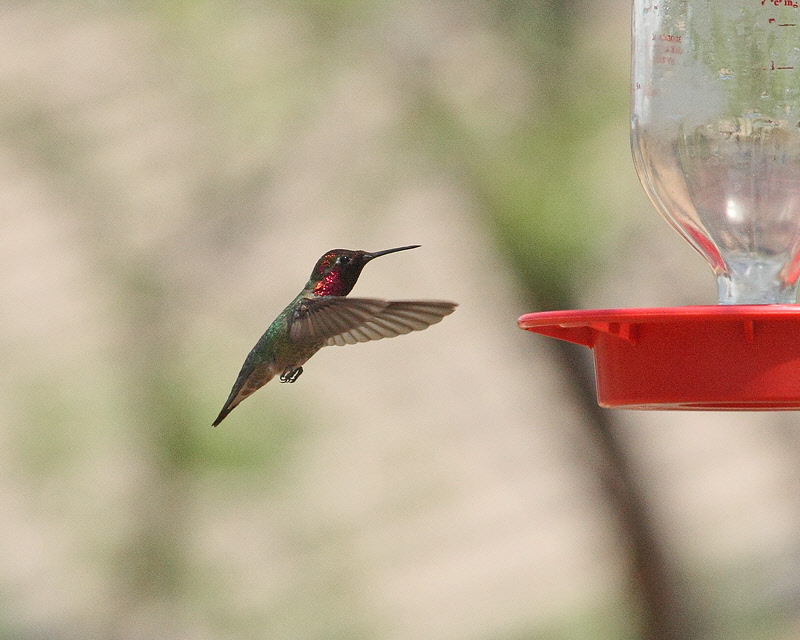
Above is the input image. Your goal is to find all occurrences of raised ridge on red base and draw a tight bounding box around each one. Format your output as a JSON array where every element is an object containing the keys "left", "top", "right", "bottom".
[{"left": 518, "top": 306, "right": 800, "bottom": 410}]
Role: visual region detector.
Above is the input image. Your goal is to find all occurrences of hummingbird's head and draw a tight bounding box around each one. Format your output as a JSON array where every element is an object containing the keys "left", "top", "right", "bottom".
[{"left": 308, "top": 245, "right": 420, "bottom": 297}]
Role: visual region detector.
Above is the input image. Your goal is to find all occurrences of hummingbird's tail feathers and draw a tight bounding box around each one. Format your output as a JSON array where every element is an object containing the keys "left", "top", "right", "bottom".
[
  {"left": 212, "top": 362, "right": 276, "bottom": 426},
  {"left": 212, "top": 405, "right": 234, "bottom": 427},
  {"left": 324, "top": 299, "right": 457, "bottom": 346}
]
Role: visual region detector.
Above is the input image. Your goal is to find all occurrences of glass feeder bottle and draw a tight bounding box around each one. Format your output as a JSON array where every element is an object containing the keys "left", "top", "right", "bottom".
[{"left": 632, "top": 0, "right": 800, "bottom": 304}]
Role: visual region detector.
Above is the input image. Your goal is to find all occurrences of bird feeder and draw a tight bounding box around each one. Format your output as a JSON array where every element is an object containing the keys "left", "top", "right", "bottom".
[{"left": 518, "top": 0, "right": 800, "bottom": 409}]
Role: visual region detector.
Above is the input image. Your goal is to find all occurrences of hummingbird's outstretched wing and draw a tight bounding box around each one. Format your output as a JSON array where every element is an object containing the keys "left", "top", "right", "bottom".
[
  {"left": 323, "top": 299, "right": 458, "bottom": 346},
  {"left": 288, "top": 297, "right": 457, "bottom": 346}
]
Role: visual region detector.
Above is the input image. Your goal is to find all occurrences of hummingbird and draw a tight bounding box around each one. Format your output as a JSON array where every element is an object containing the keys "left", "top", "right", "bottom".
[{"left": 212, "top": 245, "right": 457, "bottom": 426}]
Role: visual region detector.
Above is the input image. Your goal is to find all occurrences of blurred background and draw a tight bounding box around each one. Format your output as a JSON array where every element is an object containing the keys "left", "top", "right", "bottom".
[{"left": 2, "top": 1, "right": 800, "bottom": 639}]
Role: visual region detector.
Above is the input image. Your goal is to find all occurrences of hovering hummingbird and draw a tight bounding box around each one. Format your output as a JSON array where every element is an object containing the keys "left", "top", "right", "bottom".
[{"left": 212, "top": 245, "right": 457, "bottom": 426}]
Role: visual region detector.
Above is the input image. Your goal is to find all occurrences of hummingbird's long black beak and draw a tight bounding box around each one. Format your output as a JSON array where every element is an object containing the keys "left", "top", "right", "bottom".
[{"left": 363, "top": 245, "right": 420, "bottom": 262}]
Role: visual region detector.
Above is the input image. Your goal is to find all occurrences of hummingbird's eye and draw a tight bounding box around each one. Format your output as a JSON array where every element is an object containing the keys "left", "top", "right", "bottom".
[{"left": 337, "top": 255, "right": 350, "bottom": 266}]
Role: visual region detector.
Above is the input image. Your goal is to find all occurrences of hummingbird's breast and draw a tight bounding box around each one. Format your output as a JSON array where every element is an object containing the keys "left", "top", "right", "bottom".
[{"left": 273, "top": 337, "right": 324, "bottom": 370}]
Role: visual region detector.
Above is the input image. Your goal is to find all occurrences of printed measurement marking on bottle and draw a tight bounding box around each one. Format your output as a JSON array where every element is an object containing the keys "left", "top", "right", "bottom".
[
  {"left": 762, "top": 0, "right": 798, "bottom": 8},
  {"left": 765, "top": 60, "right": 795, "bottom": 70},
  {"left": 761, "top": 0, "right": 800, "bottom": 71},
  {"left": 651, "top": 33, "right": 682, "bottom": 66},
  {"left": 634, "top": 82, "right": 659, "bottom": 98},
  {"left": 762, "top": 1, "right": 798, "bottom": 70}
]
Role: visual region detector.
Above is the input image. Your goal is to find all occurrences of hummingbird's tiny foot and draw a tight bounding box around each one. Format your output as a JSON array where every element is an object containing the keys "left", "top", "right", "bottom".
[{"left": 280, "top": 367, "right": 303, "bottom": 383}]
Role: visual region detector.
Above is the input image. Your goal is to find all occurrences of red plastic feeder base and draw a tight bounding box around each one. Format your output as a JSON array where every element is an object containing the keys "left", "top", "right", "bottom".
[{"left": 517, "top": 306, "right": 800, "bottom": 410}]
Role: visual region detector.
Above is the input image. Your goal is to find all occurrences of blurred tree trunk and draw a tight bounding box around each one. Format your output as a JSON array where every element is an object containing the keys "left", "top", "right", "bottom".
[
  {"left": 474, "top": 2, "right": 702, "bottom": 635},
  {"left": 548, "top": 310, "right": 700, "bottom": 640}
]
